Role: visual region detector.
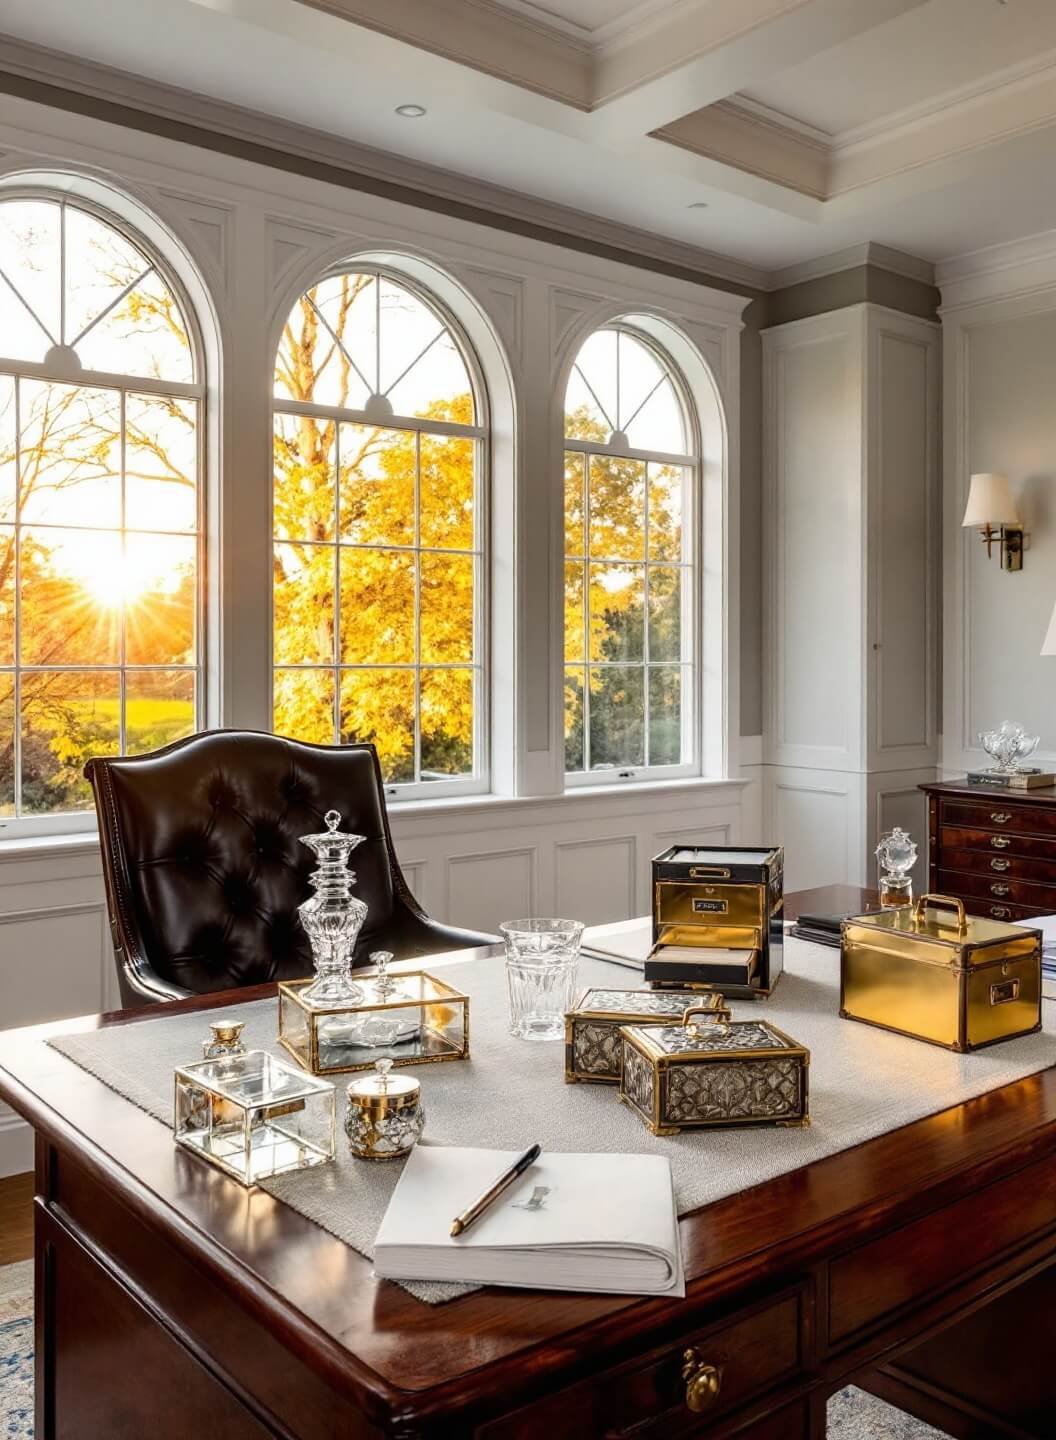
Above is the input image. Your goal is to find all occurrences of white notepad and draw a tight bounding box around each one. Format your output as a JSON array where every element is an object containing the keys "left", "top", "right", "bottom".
[
  {"left": 374, "top": 1147, "right": 685, "bottom": 1297},
  {"left": 581, "top": 917, "right": 653, "bottom": 969}
]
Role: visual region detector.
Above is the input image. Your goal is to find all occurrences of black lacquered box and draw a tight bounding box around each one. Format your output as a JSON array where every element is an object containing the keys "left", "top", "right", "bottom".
[{"left": 647, "top": 845, "right": 784, "bottom": 998}]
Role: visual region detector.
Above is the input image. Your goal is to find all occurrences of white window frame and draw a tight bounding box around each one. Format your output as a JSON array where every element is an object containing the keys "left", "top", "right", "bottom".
[
  {"left": 269, "top": 265, "right": 491, "bottom": 801},
  {"left": 563, "top": 322, "right": 701, "bottom": 789},
  {"left": 0, "top": 189, "right": 207, "bottom": 840}
]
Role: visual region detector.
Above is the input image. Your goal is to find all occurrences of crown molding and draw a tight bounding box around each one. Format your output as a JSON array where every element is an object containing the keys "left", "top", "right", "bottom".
[
  {"left": 0, "top": 34, "right": 769, "bottom": 295},
  {"left": 937, "top": 228, "right": 1056, "bottom": 311},
  {"left": 767, "top": 242, "right": 935, "bottom": 293}
]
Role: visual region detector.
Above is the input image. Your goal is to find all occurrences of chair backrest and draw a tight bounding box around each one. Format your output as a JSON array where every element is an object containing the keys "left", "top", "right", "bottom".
[{"left": 87, "top": 730, "right": 415, "bottom": 996}]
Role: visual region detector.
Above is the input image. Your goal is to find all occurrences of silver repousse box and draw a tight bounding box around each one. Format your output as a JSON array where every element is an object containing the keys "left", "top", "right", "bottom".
[
  {"left": 619, "top": 1015, "right": 810, "bottom": 1135},
  {"left": 564, "top": 988, "right": 730, "bottom": 1084}
]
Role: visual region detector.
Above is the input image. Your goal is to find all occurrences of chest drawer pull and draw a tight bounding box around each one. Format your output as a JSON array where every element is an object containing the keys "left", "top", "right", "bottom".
[
  {"left": 991, "top": 836, "right": 1011, "bottom": 849},
  {"left": 990, "top": 882, "right": 1011, "bottom": 896},
  {"left": 681, "top": 1350, "right": 722, "bottom": 1413},
  {"left": 990, "top": 858, "right": 1011, "bottom": 871},
  {"left": 990, "top": 905, "right": 1012, "bottom": 919},
  {"left": 990, "top": 812, "right": 1013, "bottom": 825}
]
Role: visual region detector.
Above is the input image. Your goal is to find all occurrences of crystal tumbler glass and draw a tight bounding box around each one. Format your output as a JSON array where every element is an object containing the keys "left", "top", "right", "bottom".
[{"left": 501, "top": 918, "right": 584, "bottom": 1041}]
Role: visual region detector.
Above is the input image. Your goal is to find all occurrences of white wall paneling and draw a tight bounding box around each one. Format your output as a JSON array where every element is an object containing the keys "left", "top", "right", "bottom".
[
  {"left": 939, "top": 242, "right": 1056, "bottom": 776},
  {"left": 762, "top": 305, "right": 940, "bottom": 884}
]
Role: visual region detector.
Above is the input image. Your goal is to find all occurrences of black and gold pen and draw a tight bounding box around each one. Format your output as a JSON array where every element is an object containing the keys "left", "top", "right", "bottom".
[{"left": 449, "top": 1144, "right": 541, "bottom": 1237}]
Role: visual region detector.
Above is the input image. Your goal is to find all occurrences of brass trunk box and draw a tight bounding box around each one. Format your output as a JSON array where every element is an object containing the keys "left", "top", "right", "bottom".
[
  {"left": 564, "top": 988, "right": 730, "bottom": 1085},
  {"left": 841, "top": 893, "right": 1042, "bottom": 1053},
  {"left": 646, "top": 845, "right": 784, "bottom": 998},
  {"left": 619, "top": 1010, "right": 810, "bottom": 1136}
]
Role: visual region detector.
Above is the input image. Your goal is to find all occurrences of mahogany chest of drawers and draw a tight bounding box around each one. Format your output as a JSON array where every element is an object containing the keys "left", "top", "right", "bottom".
[{"left": 920, "top": 780, "right": 1056, "bottom": 922}]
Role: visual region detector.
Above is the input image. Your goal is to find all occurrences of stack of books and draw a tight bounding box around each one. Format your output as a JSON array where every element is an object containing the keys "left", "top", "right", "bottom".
[{"left": 965, "top": 769, "right": 1056, "bottom": 790}]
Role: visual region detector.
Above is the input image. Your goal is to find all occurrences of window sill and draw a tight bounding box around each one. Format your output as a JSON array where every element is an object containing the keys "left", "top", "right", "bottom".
[
  {"left": 0, "top": 776, "right": 752, "bottom": 860},
  {"left": 387, "top": 774, "right": 750, "bottom": 825},
  {"left": 0, "top": 827, "right": 102, "bottom": 864}
]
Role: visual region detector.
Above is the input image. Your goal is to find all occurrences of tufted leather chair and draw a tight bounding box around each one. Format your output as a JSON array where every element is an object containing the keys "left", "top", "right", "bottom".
[{"left": 86, "top": 729, "right": 497, "bottom": 1008}]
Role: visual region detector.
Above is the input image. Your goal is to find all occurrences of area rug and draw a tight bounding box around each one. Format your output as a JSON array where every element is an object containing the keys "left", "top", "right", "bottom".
[
  {"left": 0, "top": 1260, "right": 33, "bottom": 1439},
  {"left": 0, "top": 1256, "right": 948, "bottom": 1438}
]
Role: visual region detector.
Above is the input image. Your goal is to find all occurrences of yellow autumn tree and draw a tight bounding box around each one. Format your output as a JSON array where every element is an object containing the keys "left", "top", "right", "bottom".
[{"left": 272, "top": 278, "right": 477, "bottom": 782}]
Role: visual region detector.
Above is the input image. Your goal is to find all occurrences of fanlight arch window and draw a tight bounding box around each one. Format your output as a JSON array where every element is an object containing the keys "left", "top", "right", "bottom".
[
  {"left": 272, "top": 268, "right": 487, "bottom": 794},
  {"left": 0, "top": 194, "right": 203, "bottom": 827},
  {"left": 563, "top": 324, "right": 699, "bottom": 782}
]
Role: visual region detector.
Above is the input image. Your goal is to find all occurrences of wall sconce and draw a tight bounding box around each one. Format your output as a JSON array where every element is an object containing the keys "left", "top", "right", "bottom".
[{"left": 962, "top": 472, "right": 1024, "bottom": 571}]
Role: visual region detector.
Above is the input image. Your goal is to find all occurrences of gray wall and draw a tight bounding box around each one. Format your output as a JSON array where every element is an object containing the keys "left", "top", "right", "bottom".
[{"left": 961, "top": 312, "right": 1056, "bottom": 747}]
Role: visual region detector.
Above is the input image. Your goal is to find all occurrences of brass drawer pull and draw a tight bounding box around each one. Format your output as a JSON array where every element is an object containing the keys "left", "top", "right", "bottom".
[
  {"left": 990, "top": 905, "right": 1012, "bottom": 919},
  {"left": 681, "top": 1349, "right": 722, "bottom": 1413},
  {"left": 990, "top": 858, "right": 1011, "bottom": 872},
  {"left": 689, "top": 866, "right": 730, "bottom": 879},
  {"left": 990, "top": 812, "right": 1012, "bottom": 825},
  {"left": 990, "top": 882, "right": 1010, "bottom": 896},
  {"left": 990, "top": 836, "right": 1011, "bottom": 849}
]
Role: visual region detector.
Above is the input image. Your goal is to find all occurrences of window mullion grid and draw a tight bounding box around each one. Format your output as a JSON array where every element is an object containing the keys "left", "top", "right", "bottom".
[
  {"left": 642, "top": 460, "right": 650, "bottom": 770},
  {"left": 332, "top": 421, "right": 342, "bottom": 745},
  {"left": 413, "top": 430, "right": 422, "bottom": 785},
  {"left": 12, "top": 377, "right": 22, "bottom": 818},
  {"left": 59, "top": 200, "right": 66, "bottom": 349},
  {"left": 582, "top": 452, "right": 591, "bottom": 776},
  {"left": 118, "top": 387, "right": 127, "bottom": 756}
]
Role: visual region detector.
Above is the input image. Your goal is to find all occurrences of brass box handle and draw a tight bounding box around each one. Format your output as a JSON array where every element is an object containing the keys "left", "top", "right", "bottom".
[
  {"left": 913, "top": 893, "right": 967, "bottom": 933},
  {"left": 990, "top": 811, "right": 1012, "bottom": 825},
  {"left": 990, "top": 858, "right": 1011, "bottom": 872},
  {"left": 990, "top": 978, "right": 1020, "bottom": 1006},
  {"left": 681, "top": 1349, "right": 722, "bottom": 1413},
  {"left": 990, "top": 882, "right": 1010, "bottom": 897},
  {"left": 682, "top": 1007, "right": 729, "bottom": 1039},
  {"left": 991, "top": 835, "right": 1011, "bottom": 849},
  {"left": 689, "top": 866, "right": 730, "bottom": 878}
]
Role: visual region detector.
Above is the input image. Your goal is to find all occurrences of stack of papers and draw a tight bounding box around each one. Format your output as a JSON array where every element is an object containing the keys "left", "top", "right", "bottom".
[
  {"left": 1015, "top": 915, "right": 1056, "bottom": 1001},
  {"left": 374, "top": 1147, "right": 684, "bottom": 1296}
]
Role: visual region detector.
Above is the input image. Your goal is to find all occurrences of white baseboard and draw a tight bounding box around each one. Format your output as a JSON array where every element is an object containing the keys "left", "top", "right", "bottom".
[{"left": 0, "top": 1112, "right": 32, "bottom": 1178}]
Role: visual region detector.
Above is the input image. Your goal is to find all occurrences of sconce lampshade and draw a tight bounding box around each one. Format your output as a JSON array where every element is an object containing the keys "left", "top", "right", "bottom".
[
  {"left": 962, "top": 472, "right": 1019, "bottom": 527},
  {"left": 1042, "top": 599, "right": 1056, "bottom": 656}
]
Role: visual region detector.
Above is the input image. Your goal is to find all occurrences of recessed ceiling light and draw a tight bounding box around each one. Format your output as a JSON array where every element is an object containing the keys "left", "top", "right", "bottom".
[
  {"left": 687, "top": 201, "right": 709, "bottom": 210},
  {"left": 395, "top": 104, "right": 427, "bottom": 118}
]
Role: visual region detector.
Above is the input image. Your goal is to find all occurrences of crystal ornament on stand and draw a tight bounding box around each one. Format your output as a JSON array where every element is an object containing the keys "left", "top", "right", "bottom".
[
  {"left": 978, "top": 720, "right": 1041, "bottom": 774},
  {"left": 298, "top": 810, "right": 367, "bottom": 1006},
  {"left": 875, "top": 826, "right": 918, "bottom": 910}
]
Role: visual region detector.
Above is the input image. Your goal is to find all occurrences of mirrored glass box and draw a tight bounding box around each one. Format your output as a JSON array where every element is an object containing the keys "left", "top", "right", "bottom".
[
  {"left": 564, "top": 987, "right": 730, "bottom": 1084},
  {"left": 278, "top": 972, "right": 470, "bottom": 1076},
  {"left": 173, "top": 1050, "right": 336, "bottom": 1186},
  {"left": 647, "top": 845, "right": 784, "bottom": 997},
  {"left": 619, "top": 1014, "right": 809, "bottom": 1135}
]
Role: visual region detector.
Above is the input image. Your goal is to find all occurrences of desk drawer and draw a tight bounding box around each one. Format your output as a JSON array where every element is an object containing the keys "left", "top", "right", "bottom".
[
  {"left": 937, "top": 868, "right": 1056, "bottom": 910},
  {"left": 478, "top": 1288, "right": 805, "bottom": 1439},
  {"left": 962, "top": 897, "right": 1053, "bottom": 923},
  {"left": 941, "top": 798, "right": 1056, "bottom": 839},
  {"left": 829, "top": 1150, "right": 1056, "bottom": 1345},
  {"left": 941, "top": 826, "right": 1056, "bottom": 864},
  {"left": 942, "top": 847, "right": 1056, "bottom": 886}
]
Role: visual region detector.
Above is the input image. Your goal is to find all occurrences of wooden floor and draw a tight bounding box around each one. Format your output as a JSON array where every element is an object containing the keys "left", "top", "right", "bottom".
[{"left": 0, "top": 1172, "right": 33, "bottom": 1264}]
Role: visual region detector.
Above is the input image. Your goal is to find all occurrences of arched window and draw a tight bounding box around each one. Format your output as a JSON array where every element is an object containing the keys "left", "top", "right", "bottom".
[
  {"left": 564, "top": 323, "right": 699, "bottom": 782},
  {"left": 272, "top": 268, "right": 486, "bottom": 795},
  {"left": 0, "top": 194, "right": 203, "bottom": 827}
]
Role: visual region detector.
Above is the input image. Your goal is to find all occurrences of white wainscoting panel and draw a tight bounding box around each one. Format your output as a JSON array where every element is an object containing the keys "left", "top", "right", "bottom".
[
  {"left": 553, "top": 835, "right": 637, "bottom": 926},
  {"left": 768, "top": 769, "right": 865, "bottom": 893},
  {"left": 446, "top": 847, "right": 538, "bottom": 934}
]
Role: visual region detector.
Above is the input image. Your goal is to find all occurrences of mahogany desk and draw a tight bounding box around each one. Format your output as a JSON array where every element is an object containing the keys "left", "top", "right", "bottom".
[{"left": 1, "top": 886, "right": 1055, "bottom": 1440}]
